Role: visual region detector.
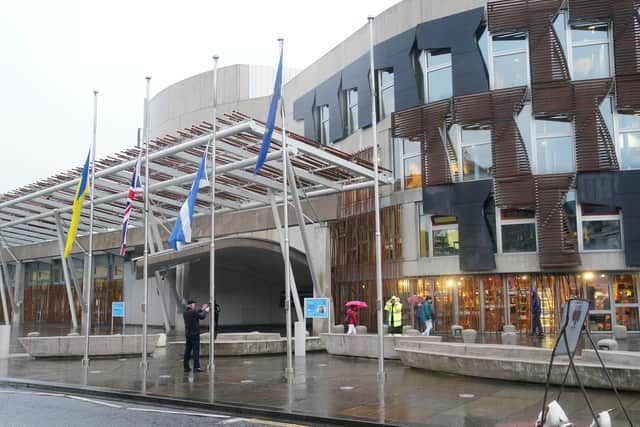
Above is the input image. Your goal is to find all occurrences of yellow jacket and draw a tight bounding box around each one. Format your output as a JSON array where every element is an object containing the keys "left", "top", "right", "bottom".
[{"left": 384, "top": 300, "right": 403, "bottom": 327}]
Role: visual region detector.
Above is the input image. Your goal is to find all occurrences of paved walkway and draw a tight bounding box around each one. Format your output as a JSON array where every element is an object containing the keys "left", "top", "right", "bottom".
[{"left": 3, "top": 333, "right": 640, "bottom": 426}]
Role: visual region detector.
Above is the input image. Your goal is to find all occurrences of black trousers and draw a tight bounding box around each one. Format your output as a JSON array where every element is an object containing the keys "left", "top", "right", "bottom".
[{"left": 183, "top": 334, "right": 200, "bottom": 369}]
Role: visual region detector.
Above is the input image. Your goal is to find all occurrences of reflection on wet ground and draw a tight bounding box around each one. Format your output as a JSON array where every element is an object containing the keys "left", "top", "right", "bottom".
[{"left": 3, "top": 322, "right": 640, "bottom": 426}]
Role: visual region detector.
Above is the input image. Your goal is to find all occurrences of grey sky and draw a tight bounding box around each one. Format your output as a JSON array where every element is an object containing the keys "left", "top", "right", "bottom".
[{"left": 0, "top": 0, "right": 398, "bottom": 193}]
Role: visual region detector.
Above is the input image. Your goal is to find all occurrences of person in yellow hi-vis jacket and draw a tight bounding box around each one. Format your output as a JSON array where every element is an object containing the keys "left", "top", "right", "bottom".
[{"left": 384, "top": 296, "right": 403, "bottom": 335}]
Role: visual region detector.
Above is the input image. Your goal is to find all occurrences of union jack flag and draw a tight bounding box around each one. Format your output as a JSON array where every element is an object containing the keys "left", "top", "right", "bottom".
[{"left": 120, "top": 153, "right": 144, "bottom": 256}]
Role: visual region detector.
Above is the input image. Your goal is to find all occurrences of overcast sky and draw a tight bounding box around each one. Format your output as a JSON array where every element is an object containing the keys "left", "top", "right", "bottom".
[{"left": 0, "top": 0, "right": 398, "bottom": 193}]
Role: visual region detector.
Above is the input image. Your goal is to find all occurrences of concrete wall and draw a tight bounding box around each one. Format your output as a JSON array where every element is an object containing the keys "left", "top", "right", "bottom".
[
  {"left": 149, "top": 64, "right": 299, "bottom": 139},
  {"left": 123, "top": 262, "right": 177, "bottom": 327}
]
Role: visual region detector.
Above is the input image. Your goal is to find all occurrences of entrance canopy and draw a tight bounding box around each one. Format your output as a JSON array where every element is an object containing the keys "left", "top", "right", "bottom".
[{"left": 0, "top": 112, "right": 393, "bottom": 250}]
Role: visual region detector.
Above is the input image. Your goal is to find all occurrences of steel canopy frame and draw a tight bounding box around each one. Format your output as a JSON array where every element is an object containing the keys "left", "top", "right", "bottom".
[{"left": 0, "top": 113, "right": 392, "bottom": 254}]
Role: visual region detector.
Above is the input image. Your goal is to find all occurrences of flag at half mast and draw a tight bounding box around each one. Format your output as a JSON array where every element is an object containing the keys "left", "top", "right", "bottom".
[
  {"left": 168, "top": 146, "right": 210, "bottom": 250},
  {"left": 254, "top": 49, "right": 283, "bottom": 174},
  {"left": 119, "top": 152, "right": 143, "bottom": 256},
  {"left": 63, "top": 151, "right": 91, "bottom": 258}
]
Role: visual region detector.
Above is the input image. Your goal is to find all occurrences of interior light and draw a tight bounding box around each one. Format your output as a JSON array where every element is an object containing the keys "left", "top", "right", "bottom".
[
  {"left": 447, "top": 280, "right": 454, "bottom": 288},
  {"left": 521, "top": 275, "right": 528, "bottom": 280},
  {"left": 584, "top": 272, "right": 595, "bottom": 280},
  {"left": 600, "top": 274, "right": 606, "bottom": 278}
]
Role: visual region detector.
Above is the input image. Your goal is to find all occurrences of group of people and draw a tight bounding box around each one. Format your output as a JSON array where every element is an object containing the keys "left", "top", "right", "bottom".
[{"left": 344, "top": 295, "right": 435, "bottom": 336}]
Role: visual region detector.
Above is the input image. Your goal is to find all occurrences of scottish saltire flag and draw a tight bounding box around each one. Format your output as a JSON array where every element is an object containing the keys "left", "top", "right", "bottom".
[
  {"left": 168, "top": 147, "right": 209, "bottom": 250},
  {"left": 254, "top": 50, "right": 283, "bottom": 174},
  {"left": 63, "top": 151, "right": 91, "bottom": 258},
  {"left": 119, "top": 153, "right": 144, "bottom": 256}
]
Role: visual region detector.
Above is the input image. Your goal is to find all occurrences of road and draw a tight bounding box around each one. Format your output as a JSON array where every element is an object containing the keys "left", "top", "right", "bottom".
[{"left": 0, "top": 387, "right": 306, "bottom": 427}]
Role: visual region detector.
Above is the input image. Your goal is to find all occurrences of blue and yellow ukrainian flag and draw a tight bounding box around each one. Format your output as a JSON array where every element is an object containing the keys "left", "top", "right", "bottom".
[{"left": 63, "top": 151, "right": 90, "bottom": 258}]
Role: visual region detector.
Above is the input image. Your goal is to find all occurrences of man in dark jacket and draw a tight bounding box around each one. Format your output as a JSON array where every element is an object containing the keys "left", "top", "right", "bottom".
[
  {"left": 183, "top": 299, "right": 209, "bottom": 372},
  {"left": 530, "top": 290, "right": 544, "bottom": 337}
]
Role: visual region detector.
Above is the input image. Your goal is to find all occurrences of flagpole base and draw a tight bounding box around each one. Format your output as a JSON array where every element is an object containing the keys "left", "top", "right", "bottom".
[{"left": 285, "top": 367, "right": 294, "bottom": 380}]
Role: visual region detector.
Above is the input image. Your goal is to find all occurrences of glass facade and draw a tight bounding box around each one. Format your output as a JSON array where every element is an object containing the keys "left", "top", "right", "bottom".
[
  {"left": 374, "top": 272, "right": 640, "bottom": 335},
  {"left": 423, "top": 50, "right": 452, "bottom": 103},
  {"left": 618, "top": 113, "right": 640, "bottom": 170},
  {"left": 344, "top": 88, "right": 358, "bottom": 135},
  {"left": 461, "top": 127, "right": 492, "bottom": 181},
  {"left": 20, "top": 254, "right": 123, "bottom": 324},
  {"left": 571, "top": 24, "right": 610, "bottom": 80},
  {"left": 535, "top": 117, "right": 574, "bottom": 174},
  {"left": 492, "top": 33, "right": 528, "bottom": 89},
  {"left": 379, "top": 70, "right": 395, "bottom": 119}
]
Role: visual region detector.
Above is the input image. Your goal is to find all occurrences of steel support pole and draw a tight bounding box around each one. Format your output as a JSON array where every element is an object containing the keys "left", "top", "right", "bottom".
[
  {"left": 279, "top": 38, "right": 293, "bottom": 378},
  {"left": 82, "top": 90, "right": 99, "bottom": 368},
  {"left": 12, "top": 262, "right": 23, "bottom": 326},
  {"left": 142, "top": 77, "right": 151, "bottom": 371},
  {"left": 368, "top": 16, "right": 385, "bottom": 381},
  {"left": 0, "top": 263, "right": 8, "bottom": 325},
  {"left": 209, "top": 55, "right": 219, "bottom": 378},
  {"left": 0, "top": 245, "right": 14, "bottom": 313},
  {"left": 285, "top": 159, "right": 321, "bottom": 298},
  {"left": 269, "top": 194, "right": 303, "bottom": 321},
  {"left": 54, "top": 211, "right": 79, "bottom": 330},
  {"left": 147, "top": 213, "right": 171, "bottom": 333}
]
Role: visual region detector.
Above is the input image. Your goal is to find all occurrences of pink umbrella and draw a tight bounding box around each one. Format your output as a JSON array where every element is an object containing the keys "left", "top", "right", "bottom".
[
  {"left": 407, "top": 294, "right": 421, "bottom": 306},
  {"left": 345, "top": 300, "right": 368, "bottom": 308}
]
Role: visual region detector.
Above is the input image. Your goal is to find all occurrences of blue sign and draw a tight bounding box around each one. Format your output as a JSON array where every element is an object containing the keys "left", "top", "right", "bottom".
[
  {"left": 304, "top": 298, "right": 329, "bottom": 319},
  {"left": 112, "top": 301, "right": 125, "bottom": 318}
]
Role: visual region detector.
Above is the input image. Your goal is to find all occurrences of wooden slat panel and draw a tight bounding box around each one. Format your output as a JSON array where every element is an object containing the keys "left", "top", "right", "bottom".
[{"left": 534, "top": 174, "right": 580, "bottom": 268}]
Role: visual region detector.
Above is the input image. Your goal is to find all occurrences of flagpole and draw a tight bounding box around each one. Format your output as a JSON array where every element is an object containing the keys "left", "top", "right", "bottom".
[
  {"left": 142, "top": 77, "right": 151, "bottom": 372},
  {"left": 209, "top": 54, "right": 219, "bottom": 379},
  {"left": 82, "top": 90, "right": 98, "bottom": 368},
  {"left": 368, "top": 16, "right": 385, "bottom": 381},
  {"left": 279, "top": 38, "right": 293, "bottom": 379}
]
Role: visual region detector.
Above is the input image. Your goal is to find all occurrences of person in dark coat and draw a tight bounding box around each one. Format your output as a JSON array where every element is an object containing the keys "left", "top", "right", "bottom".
[
  {"left": 183, "top": 299, "right": 209, "bottom": 372},
  {"left": 530, "top": 289, "right": 544, "bottom": 337},
  {"left": 214, "top": 301, "right": 221, "bottom": 338}
]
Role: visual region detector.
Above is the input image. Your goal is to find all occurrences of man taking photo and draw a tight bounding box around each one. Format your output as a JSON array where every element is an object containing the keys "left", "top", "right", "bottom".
[{"left": 183, "top": 299, "right": 209, "bottom": 373}]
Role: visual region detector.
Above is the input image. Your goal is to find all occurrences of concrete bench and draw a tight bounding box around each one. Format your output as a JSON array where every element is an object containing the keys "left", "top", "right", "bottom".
[
  {"left": 597, "top": 338, "right": 618, "bottom": 351},
  {"left": 356, "top": 325, "right": 367, "bottom": 334},
  {"left": 405, "top": 328, "right": 421, "bottom": 336},
  {"left": 402, "top": 325, "right": 412, "bottom": 335},
  {"left": 501, "top": 331, "right": 517, "bottom": 345},
  {"left": 19, "top": 334, "right": 160, "bottom": 358},
  {"left": 332, "top": 324, "right": 345, "bottom": 334},
  {"left": 614, "top": 325, "right": 628, "bottom": 340},
  {"left": 503, "top": 325, "right": 516, "bottom": 333},
  {"left": 581, "top": 349, "right": 640, "bottom": 367},
  {"left": 462, "top": 329, "right": 477, "bottom": 343}
]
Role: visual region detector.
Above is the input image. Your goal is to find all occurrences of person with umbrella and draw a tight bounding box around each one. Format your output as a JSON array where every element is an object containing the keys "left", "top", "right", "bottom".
[
  {"left": 344, "top": 300, "right": 367, "bottom": 335},
  {"left": 346, "top": 306, "right": 358, "bottom": 335}
]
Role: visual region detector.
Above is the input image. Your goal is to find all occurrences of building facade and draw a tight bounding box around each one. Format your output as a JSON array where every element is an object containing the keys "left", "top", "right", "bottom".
[
  {"left": 4, "top": 0, "right": 640, "bottom": 336},
  {"left": 289, "top": 0, "right": 640, "bottom": 334}
]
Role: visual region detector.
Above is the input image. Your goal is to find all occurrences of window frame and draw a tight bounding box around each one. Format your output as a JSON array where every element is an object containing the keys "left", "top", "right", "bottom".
[
  {"left": 420, "top": 49, "right": 453, "bottom": 104},
  {"left": 532, "top": 115, "right": 576, "bottom": 174},
  {"left": 344, "top": 88, "right": 359, "bottom": 136},
  {"left": 452, "top": 124, "right": 493, "bottom": 182},
  {"left": 496, "top": 208, "right": 538, "bottom": 254},
  {"left": 616, "top": 110, "right": 640, "bottom": 171},
  {"left": 488, "top": 31, "right": 531, "bottom": 90},
  {"left": 578, "top": 202, "right": 624, "bottom": 253},
  {"left": 567, "top": 20, "right": 614, "bottom": 81},
  {"left": 393, "top": 137, "right": 422, "bottom": 191},
  {"left": 378, "top": 69, "right": 395, "bottom": 120},
  {"left": 417, "top": 204, "right": 459, "bottom": 258},
  {"left": 315, "top": 104, "right": 330, "bottom": 145}
]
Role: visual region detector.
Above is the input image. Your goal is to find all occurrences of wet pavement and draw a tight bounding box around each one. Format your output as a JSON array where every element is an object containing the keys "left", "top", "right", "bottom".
[{"left": 3, "top": 323, "right": 640, "bottom": 426}]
